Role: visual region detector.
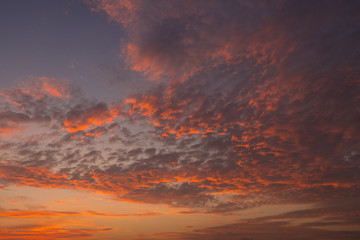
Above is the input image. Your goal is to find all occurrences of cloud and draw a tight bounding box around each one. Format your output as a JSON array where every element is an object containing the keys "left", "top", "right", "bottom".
[
  {"left": 63, "top": 102, "right": 117, "bottom": 132},
  {"left": 0, "top": 4, "right": 359, "bottom": 238},
  {"left": 78, "top": 0, "right": 360, "bottom": 213},
  {"left": 0, "top": 77, "right": 78, "bottom": 136},
  {"left": 136, "top": 204, "right": 360, "bottom": 240},
  {"left": 0, "top": 208, "right": 160, "bottom": 218},
  {"left": 0, "top": 225, "right": 112, "bottom": 240},
  {"left": 0, "top": 164, "right": 71, "bottom": 189},
  {"left": 37, "top": 77, "right": 73, "bottom": 99}
]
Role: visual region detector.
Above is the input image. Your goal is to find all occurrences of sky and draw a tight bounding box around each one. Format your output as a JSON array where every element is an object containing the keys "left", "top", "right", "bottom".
[{"left": 0, "top": 0, "right": 359, "bottom": 239}]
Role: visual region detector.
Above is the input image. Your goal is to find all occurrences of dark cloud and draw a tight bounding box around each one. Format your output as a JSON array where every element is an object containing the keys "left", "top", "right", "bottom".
[
  {"left": 63, "top": 102, "right": 116, "bottom": 132},
  {"left": 137, "top": 202, "right": 360, "bottom": 240},
  {"left": 100, "top": 0, "right": 360, "bottom": 208}
]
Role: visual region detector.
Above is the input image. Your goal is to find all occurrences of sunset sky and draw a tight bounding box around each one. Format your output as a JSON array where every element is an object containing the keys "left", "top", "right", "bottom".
[{"left": 0, "top": 0, "right": 360, "bottom": 239}]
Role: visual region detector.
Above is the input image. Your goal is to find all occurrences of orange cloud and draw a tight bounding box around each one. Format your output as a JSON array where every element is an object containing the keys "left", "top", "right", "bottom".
[
  {"left": 63, "top": 103, "right": 118, "bottom": 132},
  {"left": 38, "top": 77, "right": 71, "bottom": 99},
  {"left": 88, "top": 0, "right": 138, "bottom": 27},
  {"left": 0, "top": 226, "right": 112, "bottom": 240},
  {"left": 0, "top": 209, "right": 160, "bottom": 218},
  {"left": 0, "top": 126, "right": 19, "bottom": 134},
  {"left": 0, "top": 210, "right": 79, "bottom": 218}
]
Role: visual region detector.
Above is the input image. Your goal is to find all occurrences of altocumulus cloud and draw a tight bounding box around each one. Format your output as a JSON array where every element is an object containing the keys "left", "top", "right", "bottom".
[{"left": 0, "top": 0, "right": 360, "bottom": 239}]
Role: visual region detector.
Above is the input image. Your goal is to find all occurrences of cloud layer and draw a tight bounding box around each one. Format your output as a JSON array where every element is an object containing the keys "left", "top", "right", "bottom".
[{"left": 1, "top": 0, "right": 360, "bottom": 239}]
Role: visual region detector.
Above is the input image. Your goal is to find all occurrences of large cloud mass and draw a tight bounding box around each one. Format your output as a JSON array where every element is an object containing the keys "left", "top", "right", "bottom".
[{"left": 1, "top": 0, "right": 360, "bottom": 239}]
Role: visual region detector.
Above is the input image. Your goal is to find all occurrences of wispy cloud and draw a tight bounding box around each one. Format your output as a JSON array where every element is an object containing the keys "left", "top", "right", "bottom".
[{"left": 0, "top": 225, "right": 112, "bottom": 240}]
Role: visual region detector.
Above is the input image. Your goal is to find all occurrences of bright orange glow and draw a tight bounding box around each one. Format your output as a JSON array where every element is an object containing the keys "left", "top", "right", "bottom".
[{"left": 0, "top": 226, "right": 112, "bottom": 240}]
